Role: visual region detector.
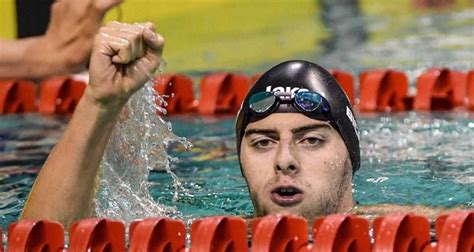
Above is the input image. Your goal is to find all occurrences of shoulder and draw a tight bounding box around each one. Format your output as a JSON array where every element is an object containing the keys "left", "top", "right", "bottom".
[{"left": 350, "top": 204, "right": 466, "bottom": 220}]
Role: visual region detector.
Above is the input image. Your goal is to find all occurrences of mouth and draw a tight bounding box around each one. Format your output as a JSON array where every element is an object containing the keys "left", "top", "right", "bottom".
[{"left": 270, "top": 186, "right": 304, "bottom": 207}]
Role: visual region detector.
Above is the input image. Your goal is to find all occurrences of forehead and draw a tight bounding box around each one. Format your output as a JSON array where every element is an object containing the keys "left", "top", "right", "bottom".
[{"left": 245, "top": 113, "right": 333, "bottom": 133}]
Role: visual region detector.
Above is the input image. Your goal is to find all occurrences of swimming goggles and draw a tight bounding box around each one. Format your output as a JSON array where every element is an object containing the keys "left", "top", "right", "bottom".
[{"left": 249, "top": 90, "right": 331, "bottom": 117}]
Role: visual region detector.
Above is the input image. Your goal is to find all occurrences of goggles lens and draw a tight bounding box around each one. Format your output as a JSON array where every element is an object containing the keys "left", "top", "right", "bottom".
[
  {"left": 249, "top": 91, "right": 276, "bottom": 113},
  {"left": 249, "top": 91, "right": 326, "bottom": 114},
  {"left": 295, "top": 91, "right": 323, "bottom": 111}
]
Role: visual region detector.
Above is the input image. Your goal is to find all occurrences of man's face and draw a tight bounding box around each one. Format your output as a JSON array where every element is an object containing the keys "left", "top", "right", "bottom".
[{"left": 240, "top": 113, "right": 353, "bottom": 219}]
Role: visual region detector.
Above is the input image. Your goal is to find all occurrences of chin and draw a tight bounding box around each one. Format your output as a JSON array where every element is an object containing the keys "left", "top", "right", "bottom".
[{"left": 266, "top": 204, "right": 306, "bottom": 217}]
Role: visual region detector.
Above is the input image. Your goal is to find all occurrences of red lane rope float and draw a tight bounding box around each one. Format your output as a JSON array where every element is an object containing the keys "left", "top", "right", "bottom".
[
  {"left": 153, "top": 74, "right": 197, "bottom": 115},
  {"left": 330, "top": 70, "right": 356, "bottom": 106},
  {"left": 190, "top": 216, "right": 247, "bottom": 252},
  {"left": 435, "top": 211, "right": 474, "bottom": 252},
  {"left": 358, "top": 69, "right": 409, "bottom": 112},
  {"left": 467, "top": 70, "right": 474, "bottom": 111},
  {"left": 312, "top": 214, "right": 370, "bottom": 252},
  {"left": 129, "top": 218, "right": 186, "bottom": 252},
  {"left": 198, "top": 73, "right": 250, "bottom": 115},
  {"left": 3, "top": 211, "right": 473, "bottom": 251},
  {"left": 7, "top": 220, "right": 64, "bottom": 252},
  {"left": 373, "top": 213, "right": 431, "bottom": 252},
  {"left": 0, "top": 79, "right": 36, "bottom": 114},
  {"left": 251, "top": 215, "right": 309, "bottom": 252},
  {"left": 39, "top": 76, "right": 86, "bottom": 115},
  {"left": 68, "top": 218, "right": 125, "bottom": 251},
  {"left": 414, "top": 68, "right": 467, "bottom": 111}
]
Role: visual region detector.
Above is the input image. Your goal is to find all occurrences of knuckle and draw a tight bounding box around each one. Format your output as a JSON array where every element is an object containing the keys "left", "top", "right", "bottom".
[
  {"left": 156, "top": 34, "right": 165, "bottom": 46},
  {"left": 106, "top": 21, "right": 121, "bottom": 28},
  {"left": 130, "top": 23, "right": 145, "bottom": 34},
  {"left": 146, "top": 22, "right": 155, "bottom": 30},
  {"left": 131, "top": 32, "right": 141, "bottom": 42}
]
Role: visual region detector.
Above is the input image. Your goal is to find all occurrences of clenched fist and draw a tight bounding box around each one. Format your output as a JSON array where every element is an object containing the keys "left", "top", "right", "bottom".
[{"left": 85, "top": 22, "right": 165, "bottom": 110}]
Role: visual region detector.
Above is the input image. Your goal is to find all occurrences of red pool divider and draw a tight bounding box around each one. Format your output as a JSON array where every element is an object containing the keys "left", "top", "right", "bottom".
[
  {"left": 198, "top": 73, "right": 250, "bottom": 115},
  {"left": 313, "top": 214, "right": 370, "bottom": 252},
  {"left": 153, "top": 74, "right": 197, "bottom": 115},
  {"left": 330, "top": 70, "right": 356, "bottom": 105},
  {"left": 68, "top": 218, "right": 125, "bottom": 251},
  {"left": 39, "top": 76, "right": 86, "bottom": 115},
  {"left": 4, "top": 210, "right": 474, "bottom": 251},
  {"left": 7, "top": 220, "right": 64, "bottom": 252},
  {"left": 190, "top": 216, "right": 247, "bottom": 252},
  {"left": 251, "top": 215, "right": 309, "bottom": 252},
  {"left": 373, "top": 213, "right": 431, "bottom": 252},
  {"left": 434, "top": 211, "right": 474, "bottom": 252},
  {"left": 0, "top": 79, "right": 36, "bottom": 114},
  {"left": 2, "top": 68, "right": 474, "bottom": 116},
  {"left": 358, "top": 69, "right": 409, "bottom": 112},
  {"left": 413, "top": 68, "right": 467, "bottom": 111},
  {"left": 129, "top": 217, "right": 186, "bottom": 252},
  {"left": 467, "top": 70, "right": 474, "bottom": 111}
]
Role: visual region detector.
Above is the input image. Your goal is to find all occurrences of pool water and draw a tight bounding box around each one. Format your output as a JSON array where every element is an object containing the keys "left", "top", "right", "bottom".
[
  {"left": 159, "top": 112, "right": 474, "bottom": 217},
  {"left": 1, "top": 111, "right": 473, "bottom": 229},
  {"left": 1, "top": 3, "right": 474, "bottom": 229},
  {"left": 0, "top": 115, "right": 67, "bottom": 228}
]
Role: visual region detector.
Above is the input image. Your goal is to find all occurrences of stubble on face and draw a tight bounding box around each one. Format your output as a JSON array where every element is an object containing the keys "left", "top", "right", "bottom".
[
  {"left": 249, "top": 158, "right": 352, "bottom": 220},
  {"left": 241, "top": 113, "right": 354, "bottom": 220}
]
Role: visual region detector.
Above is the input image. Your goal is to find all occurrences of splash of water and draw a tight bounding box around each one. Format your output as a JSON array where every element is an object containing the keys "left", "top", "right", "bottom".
[{"left": 94, "top": 68, "right": 193, "bottom": 222}]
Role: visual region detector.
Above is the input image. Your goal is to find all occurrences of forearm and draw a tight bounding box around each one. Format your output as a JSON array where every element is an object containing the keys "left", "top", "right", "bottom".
[
  {"left": 20, "top": 20, "right": 164, "bottom": 226},
  {"left": 0, "top": 38, "right": 46, "bottom": 79},
  {"left": 21, "top": 94, "right": 122, "bottom": 225},
  {"left": 0, "top": 36, "right": 87, "bottom": 80}
]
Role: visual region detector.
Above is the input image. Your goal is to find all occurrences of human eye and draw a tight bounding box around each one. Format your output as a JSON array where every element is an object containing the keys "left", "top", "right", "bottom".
[
  {"left": 299, "top": 136, "right": 324, "bottom": 147},
  {"left": 251, "top": 138, "right": 275, "bottom": 149}
]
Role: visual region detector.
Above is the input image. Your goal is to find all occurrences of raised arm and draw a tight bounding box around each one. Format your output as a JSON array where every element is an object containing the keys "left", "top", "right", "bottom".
[
  {"left": 0, "top": 0, "right": 122, "bottom": 79},
  {"left": 21, "top": 22, "right": 165, "bottom": 226}
]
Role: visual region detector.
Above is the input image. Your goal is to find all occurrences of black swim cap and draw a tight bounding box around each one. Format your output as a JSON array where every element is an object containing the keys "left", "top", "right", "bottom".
[{"left": 236, "top": 60, "right": 361, "bottom": 172}]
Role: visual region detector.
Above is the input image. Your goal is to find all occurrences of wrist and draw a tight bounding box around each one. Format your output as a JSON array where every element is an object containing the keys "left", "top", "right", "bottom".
[{"left": 81, "top": 87, "right": 127, "bottom": 116}]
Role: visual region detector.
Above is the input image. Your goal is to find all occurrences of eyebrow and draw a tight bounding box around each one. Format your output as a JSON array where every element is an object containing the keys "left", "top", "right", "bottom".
[
  {"left": 291, "top": 123, "right": 331, "bottom": 135},
  {"left": 244, "top": 123, "right": 331, "bottom": 138},
  {"left": 244, "top": 129, "right": 278, "bottom": 138}
]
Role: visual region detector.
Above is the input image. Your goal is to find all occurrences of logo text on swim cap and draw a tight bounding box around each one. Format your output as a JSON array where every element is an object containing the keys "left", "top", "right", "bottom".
[
  {"left": 265, "top": 86, "right": 309, "bottom": 94},
  {"left": 346, "top": 106, "right": 360, "bottom": 141}
]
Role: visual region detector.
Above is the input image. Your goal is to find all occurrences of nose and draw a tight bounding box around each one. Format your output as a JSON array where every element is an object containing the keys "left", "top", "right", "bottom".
[{"left": 274, "top": 141, "right": 299, "bottom": 175}]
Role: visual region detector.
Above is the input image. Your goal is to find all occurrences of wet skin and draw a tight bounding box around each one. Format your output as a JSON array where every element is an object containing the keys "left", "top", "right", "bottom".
[{"left": 240, "top": 113, "right": 354, "bottom": 220}]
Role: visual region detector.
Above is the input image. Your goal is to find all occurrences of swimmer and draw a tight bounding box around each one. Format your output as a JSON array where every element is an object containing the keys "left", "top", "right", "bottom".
[
  {"left": 235, "top": 60, "right": 359, "bottom": 218},
  {"left": 20, "top": 22, "right": 451, "bottom": 225}
]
